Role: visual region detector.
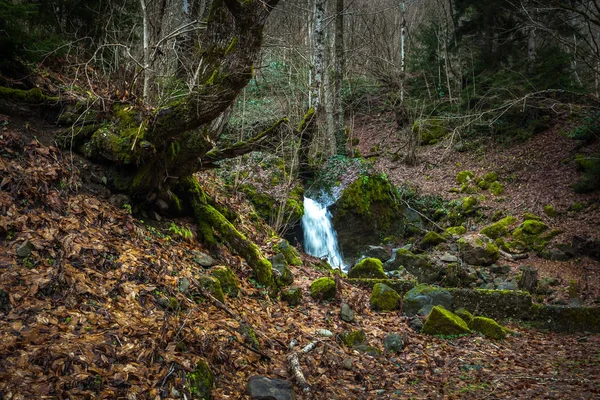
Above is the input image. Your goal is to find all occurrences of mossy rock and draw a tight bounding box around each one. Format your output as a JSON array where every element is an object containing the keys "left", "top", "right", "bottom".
[
  {"left": 274, "top": 239, "right": 302, "bottom": 266},
  {"left": 490, "top": 181, "right": 504, "bottom": 196},
  {"left": 419, "top": 231, "right": 446, "bottom": 249},
  {"left": 477, "top": 180, "right": 491, "bottom": 190},
  {"left": 448, "top": 288, "right": 533, "bottom": 320},
  {"left": 384, "top": 248, "right": 439, "bottom": 283},
  {"left": 353, "top": 344, "right": 383, "bottom": 357},
  {"left": 347, "top": 278, "right": 415, "bottom": 295},
  {"left": 310, "top": 277, "right": 336, "bottom": 301},
  {"left": 568, "top": 202, "right": 584, "bottom": 212},
  {"left": 445, "top": 226, "right": 466, "bottom": 236},
  {"left": 543, "top": 205, "right": 557, "bottom": 217},
  {"left": 270, "top": 253, "right": 295, "bottom": 288},
  {"left": 470, "top": 316, "right": 507, "bottom": 339},
  {"left": 532, "top": 305, "right": 600, "bottom": 333},
  {"left": 483, "top": 172, "right": 498, "bottom": 182},
  {"left": 348, "top": 258, "right": 387, "bottom": 279},
  {"left": 523, "top": 213, "right": 543, "bottom": 222},
  {"left": 456, "top": 170, "right": 475, "bottom": 184},
  {"left": 511, "top": 220, "right": 549, "bottom": 249},
  {"left": 370, "top": 283, "right": 401, "bottom": 311},
  {"left": 458, "top": 235, "right": 499, "bottom": 266},
  {"left": 422, "top": 306, "right": 471, "bottom": 336},
  {"left": 403, "top": 284, "right": 452, "bottom": 316},
  {"left": 281, "top": 286, "right": 302, "bottom": 306},
  {"left": 480, "top": 216, "right": 517, "bottom": 239},
  {"left": 210, "top": 266, "right": 239, "bottom": 296},
  {"left": 198, "top": 275, "right": 225, "bottom": 303},
  {"left": 340, "top": 329, "right": 367, "bottom": 347},
  {"left": 461, "top": 196, "right": 478, "bottom": 215},
  {"left": 413, "top": 118, "right": 448, "bottom": 145},
  {"left": 239, "top": 324, "right": 260, "bottom": 349},
  {"left": 187, "top": 359, "right": 214, "bottom": 399},
  {"left": 454, "top": 308, "right": 474, "bottom": 326}
]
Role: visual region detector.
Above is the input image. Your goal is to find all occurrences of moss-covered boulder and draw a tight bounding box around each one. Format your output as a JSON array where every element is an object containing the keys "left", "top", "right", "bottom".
[
  {"left": 330, "top": 174, "right": 407, "bottom": 257},
  {"left": 348, "top": 257, "right": 387, "bottom": 279},
  {"left": 454, "top": 308, "right": 474, "bottom": 326},
  {"left": 510, "top": 219, "right": 556, "bottom": 251},
  {"left": 456, "top": 170, "right": 475, "bottom": 184},
  {"left": 414, "top": 118, "right": 448, "bottom": 145},
  {"left": 239, "top": 183, "right": 304, "bottom": 229},
  {"left": 187, "top": 359, "right": 214, "bottom": 399},
  {"left": 270, "top": 253, "right": 295, "bottom": 288},
  {"left": 403, "top": 284, "right": 452, "bottom": 316},
  {"left": 445, "top": 226, "right": 467, "bottom": 236},
  {"left": 532, "top": 305, "right": 600, "bottom": 333},
  {"left": 470, "top": 316, "right": 507, "bottom": 339},
  {"left": 274, "top": 240, "right": 302, "bottom": 266},
  {"left": 422, "top": 306, "right": 471, "bottom": 336},
  {"left": 449, "top": 288, "right": 533, "bottom": 320},
  {"left": 384, "top": 248, "right": 439, "bottom": 283},
  {"left": 198, "top": 275, "right": 225, "bottom": 303},
  {"left": 370, "top": 283, "right": 401, "bottom": 311},
  {"left": 310, "top": 277, "right": 336, "bottom": 301},
  {"left": 490, "top": 181, "right": 504, "bottom": 196},
  {"left": 281, "top": 286, "right": 302, "bottom": 306},
  {"left": 480, "top": 216, "right": 517, "bottom": 239},
  {"left": 458, "top": 234, "right": 499, "bottom": 266},
  {"left": 483, "top": 172, "right": 498, "bottom": 183},
  {"left": 210, "top": 266, "right": 240, "bottom": 296},
  {"left": 340, "top": 329, "right": 366, "bottom": 347},
  {"left": 419, "top": 231, "right": 446, "bottom": 249},
  {"left": 543, "top": 205, "right": 557, "bottom": 217},
  {"left": 461, "top": 196, "right": 478, "bottom": 215}
]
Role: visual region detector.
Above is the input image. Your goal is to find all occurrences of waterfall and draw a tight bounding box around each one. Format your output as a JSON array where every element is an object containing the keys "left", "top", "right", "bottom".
[{"left": 302, "top": 197, "right": 346, "bottom": 270}]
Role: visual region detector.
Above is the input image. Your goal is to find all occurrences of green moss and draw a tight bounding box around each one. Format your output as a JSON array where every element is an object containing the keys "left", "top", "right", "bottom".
[
  {"left": 523, "top": 213, "right": 543, "bottom": 221},
  {"left": 274, "top": 240, "right": 302, "bottom": 266},
  {"left": 239, "top": 324, "right": 259, "bottom": 349},
  {"left": 281, "top": 286, "right": 302, "bottom": 306},
  {"left": 490, "top": 181, "right": 504, "bottom": 196},
  {"left": 483, "top": 172, "right": 498, "bottom": 182},
  {"left": 370, "top": 283, "right": 401, "bottom": 311},
  {"left": 298, "top": 107, "right": 315, "bottom": 131},
  {"left": 461, "top": 196, "right": 478, "bottom": 214},
  {"left": 480, "top": 216, "right": 517, "bottom": 239},
  {"left": 454, "top": 308, "right": 474, "bottom": 326},
  {"left": 340, "top": 329, "right": 366, "bottom": 347},
  {"left": 445, "top": 226, "right": 467, "bottom": 236},
  {"left": 456, "top": 170, "right": 474, "bottom": 184},
  {"left": 198, "top": 275, "right": 225, "bottom": 303},
  {"left": 470, "top": 316, "right": 507, "bottom": 339},
  {"left": 0, "top": 86, "right": 57, "bottom": 103},
  {"left": 310, "top": 277, "right": 336, "bottom": 301},
  {"left": 413, "top": 118, "right": 448, "bottom": 145},
  {"left": 224, "top": 36, "right": 238, "bottom": 55},
  {"left": 348, "top": 258, "right": 387, "bottom": 279},
  {"left": 186, "top": 359, "right": 214, "bottom": 399},
  {"left": 422, "top": 306, "right": 471, "bottom": 336},
  {"left": 477, "top": 180, "right": 491, "bottom": 190},
  {"left": 568, "top": 202, "right": 584, "bottom": 212},
  {"left": 574, "top": 154, "right": 593, "bottom": 171},
  {"left": 543, "top": 205, "right": 557, "bottom": 217},
  {"left": 210, "top": 266, "right": 239, "bottom": 296},
  {"left": 420, "top": 231, "right": 446, "bottom": 248}
]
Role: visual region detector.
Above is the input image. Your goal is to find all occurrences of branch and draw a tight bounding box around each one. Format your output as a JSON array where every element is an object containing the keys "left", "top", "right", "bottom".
[{"left": 287, "top": 340, "right": 319, "bottom": 393}]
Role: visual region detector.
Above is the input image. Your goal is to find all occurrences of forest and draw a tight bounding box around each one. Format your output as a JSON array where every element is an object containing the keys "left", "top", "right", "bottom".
[{"left": 0, "top": 0, "right": 599, "bottom": 398}]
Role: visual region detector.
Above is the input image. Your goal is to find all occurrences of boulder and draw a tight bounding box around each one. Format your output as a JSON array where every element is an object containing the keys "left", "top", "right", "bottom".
[
  {"left": 359, "top": 245, "right": 390, "bottom": 263},
  {"left": 370, "top": 283, "right": 400, "bottom": 311},
  {"left": 384, "top": 248, "right": 440, "bottom": 283},
  {"left": 422, "top": 306, "right": 471, "bottom": 336},
  {"left": 470, "top": 316, "right": 507, "bottom": 339},
  {"left": 383, "top": 333, "right": 405, "bottom": 353},
  {"left": 310, "top": 277, "right": 336, "bottom": 301},
  {"left": 198, "top": 275, "right": 225, "bottom": 303},
  {"left": 480, "top": 216, "right": 517, "bottom": 239},
  {"left": 281, "top": 286, "right": 302, "bottom": 306},
  {"left": 246, "top": 376, "right": 296, "bottom": 400},
  {"left": 274, "top": 240, "right": 302, "bottom": 266},
  {"left": 348, "top": 258, "right": 387, "bottom": 279},
  {"left": 461, "top": 196, "right": 478, "bottom": 215},
  {"left": 454, "top": 308, "right": 474, "bottom": 326},
  {"left": 458, "top": 234, "right": 499, "bottom": 266},
  {"left": 419, "top": 231, "right": 446, "bottom": 249},
  {"left": 210, "top": 266, "right": 240, "bottom": 296},
  {"left": 340, "top": 302, "right": 355, "bottom": 322},
  {"left": 403, "top": 284, "right": 452, "bottom": 316},
  {"left": 270, "top": 253, "right": 294, "bottom": 288},
  {"left": 187, "top": 359, "right": 214, "bottom": 400}
]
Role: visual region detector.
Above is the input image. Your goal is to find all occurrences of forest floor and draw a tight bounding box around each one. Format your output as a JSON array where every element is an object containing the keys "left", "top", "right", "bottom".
[{"left": 0, "top": 112, "right": 599, "bottom": 399}]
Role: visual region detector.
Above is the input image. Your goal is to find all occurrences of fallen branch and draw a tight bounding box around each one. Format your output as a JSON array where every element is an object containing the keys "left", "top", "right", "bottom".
[{"left": 287, "top": 340, "right": 319, "bottom": 393}]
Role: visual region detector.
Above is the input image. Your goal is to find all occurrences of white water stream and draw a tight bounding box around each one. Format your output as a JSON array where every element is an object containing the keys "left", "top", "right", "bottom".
[{"left": 302, "top": 197, "right": 346, "bottom": 270}]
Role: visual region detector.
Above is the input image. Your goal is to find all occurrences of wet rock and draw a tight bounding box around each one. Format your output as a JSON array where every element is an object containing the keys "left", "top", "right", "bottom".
[{"left": 246, "top": 376, "right": 296, "bottom": 400}]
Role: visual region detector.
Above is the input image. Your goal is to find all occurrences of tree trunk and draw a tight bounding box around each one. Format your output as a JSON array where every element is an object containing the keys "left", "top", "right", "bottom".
[
  {"left": 518, "top": 266, "right": 539, "bottom": 294},
  {"left": 333, "top": 0, "right": 346, "bottom": 155}
]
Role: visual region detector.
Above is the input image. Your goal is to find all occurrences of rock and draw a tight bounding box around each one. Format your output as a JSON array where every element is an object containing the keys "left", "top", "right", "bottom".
[
  {"left": 517, "top": 266, "right": 538, "bottom": 294},
  {"left": 445, "top": 226, "right": 467, "bottom": 236},
  {"left": 239, "top": 324, "right": 260, "bottom": 349},
  {"left": 456, "top": 170, "right": 474, "bottom": 184},
  {"left": 342, "top": 358, "right": 353, "bottom": 370},
  {"left": 198, "top": 275, "right": 225, "bottom": 303},
  {"left": 353, "top": 344, "right": 382, "bottom": 357},
  {"left": 483, "top": 172, "right": 498, "bottom": 182},
  {"left": 246, "top": 376, "right": 296, "bottom": 400},
  {"left": 419, "top": 231, "right": 446, "bottom": 249},
  {"left": 348, "top": 258, "right": 387, "bottom": 279},
  {"left": 461, "top": 196, "right": 478, "bottom": 215},
  {"left": 470, "top": 316, "right": 507, "bottom": 339},
  {"left": 340, "top": 302, "right": 355, "bottom": 322},
  {"left": 440, "top": 253, "right": 459, "bottom": 263},
  {"left": 409, "top": 317, "right": 423, "bottom": 332},
  {"left": 458, "top": 234, "right": 499, "bottom": 266},
  {"left": 360, "top": 245, "right": 390, "bottom": 263},
  {"left": 417, "top": 304, "right": 434, "bottom": 316},
  {"left": 281, "top": 286, "right": 302, "bottom": 306},
  {"left": 274, "top": 240, "right": 302, "bottom": 266},
  {"left": 496, "top": 280, "right": 517, "bottom": 291},
  {"left": 480, "top": 216, "right": 517, "bottom": 239},
  {"left": 490, "top": 264, "right": 511, "bottom": 274},
  {"left": 16, "top": 240, "right": 35, "bottom": 258},
  {"left": 384, "top": 248, "right": 439, "bottom": 283},
  {"left": 490, "top": 181, "right": 504, "bottom": 196},
  {"left": 340, "top": 330, "right": 366, "bottom": 347},
  {"left": 108, "top": 193, "right": 131, "bottom": 208},
  {"left": 178, "top": 277, "right": 190, "bottom": 293},
  {"left": 270, "top": 254, "right": 294, "bottom": 288},
  {"left": 210, "top": 265, "right": 240, "bottom": 296},
  {"left": 454, "top": 308, "right": 474, "bottom": 326},
  {"left": 156, "top": 198, "right": 169, "bottom": 212},
  {"left": 450, "top": 288, "right": 533, "bottom": 320},
  {"left": 370, "top": 283, "right": 400, "bottom": 311},
  {"left": 383, "top": 333, "right": 405, "bottom": 353},
  {"left": 422, "top": 306, "right": 471, "bottom": 336},
  {"left": 543, "top": 205, "right": 557, "bottom": 217},
  {"left": 316, "top": 329, "right": 333, "bottom": 337},
  {"left": 187, "top": 359, "right": 214, "bottom": 400},
  {"left": 193, "top": 251, "right": 216, "bottom": 268},
  {"left": 310, "top": 277, "right": 336, "bottom": 301},
  {"left": 403, "top": 284, "right": 452, "bottom": 316}
]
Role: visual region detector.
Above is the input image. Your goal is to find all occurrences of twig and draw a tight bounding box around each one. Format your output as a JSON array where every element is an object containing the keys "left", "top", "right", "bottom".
[{"left": 287, "top": 340, "right": 319, "bottom": 393}]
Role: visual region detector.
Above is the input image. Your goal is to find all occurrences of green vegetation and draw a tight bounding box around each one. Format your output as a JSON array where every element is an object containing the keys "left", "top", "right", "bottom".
[
  {"left": 422, "top": 306, "right": 471, "bottom": 336},
  {"left": 310, "top": 277, "right": 336, "bottom": 301},
  {"left": 348, "top": 258, "right": 387, "bottom": 279},
  {"left": 480, "top": 216, "right": 517, "bottom": 239},
  {"left": 370, "top": 283, "right": 401, "bottom": 311}
]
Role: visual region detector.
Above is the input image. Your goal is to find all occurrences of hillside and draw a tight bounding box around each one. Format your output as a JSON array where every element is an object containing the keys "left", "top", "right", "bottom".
[{"left": 1, "top": 112, "right": 599, "bottom": 399}]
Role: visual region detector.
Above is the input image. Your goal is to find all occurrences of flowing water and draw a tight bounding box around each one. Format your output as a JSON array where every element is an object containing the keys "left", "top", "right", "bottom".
[{"left": 302, "top": 197, "right": 346, "bottom": 270}]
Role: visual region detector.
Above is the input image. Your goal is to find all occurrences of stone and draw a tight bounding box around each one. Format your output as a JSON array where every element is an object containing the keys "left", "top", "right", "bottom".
[
  {"left": 370, "top": 283, "right": 400, "bottom": 311},
  {"left": 419, "top": 231, "right": 446, "bottom": 249},
  {"left": 270, "top": 254, "right": 294, "bottom": 288},
  {"left": 281, "top": 286, "right": 302, "bottom": 306},
  {"left": 198, "top": 275, "right": 225, "bottom": 303},
  {"left": 384, "top": 248, "right": 439, "bottom": 283},
  {"left": 178, "top": 277, "right": 190, "bottom": 293},
  {"left": 518, "top": 266, "right": 538, "bottom": 294},
  {"left": 360, "top": 246, "right": 390, "bottom": 263},
  {"left": 310, "top": 277, "right": 336, "bottom": 301},
  {"left": 409, "top": 317, "right": 423, "bottom": 332},
  {"left": 480, "top": 216, "right": 517, "bottom": 239},
  {"left": 456, "top": 170, "right": 474, "bottom": 184},
  {"left": 353, "top": 344, "right": 382, "bottom": 357},
  {"left": 417, "top": 304, "right": 434, "bottom": 316},
  {"left": 156, "top": 198, "right": 169, "bottom": 212},
  {"left": 458, "top": 234, "right": 499, "bottom": 266},
  {"left": 274, "top": 240, "right": 302, "bottom": 266},
  {"left": 340, "top": 330, "right": 366, "bottom": 347},
  {"left": 461, "top": 196, "right": 478, "bottom": 215},
  {"left": 470, "top": 316, "right": 507, "bottom": 339},
  {"left": 422, "top": 306, "right": 471, "bottom": 336},
  {"left": 211, "top": 265, "right": 240, "bottom": 296},
  {"left": 490, "top": 265, "right": 511, "bottom": 274},
  {"left": 108, "top": 193, "right": 131, "bottom": 208},
  {"left": 246, "top": 376, "right": 296, "bottom": 400},
  {"left": 187, "top": 359, "right": 214, "bottom": 400},
  {"left": 403, "top": 284, "right": 452, "bottom": 316},
  {"left": 454, "top": 308, "right": 474, "bottom": 326},
  {"left": 193, "top": 251, "right": 216, "bottom": 268},
  {"left": 440, "top": 253, "right": 459, "bottom": 263},
  {"left": 383, "top": 333, "right": 405, "bottom": 353},
  {"left": 16, "top": 240, "right": 34, "bottom": 258},
  {"left": 340, "top": 302, "right": 355, "bottom": 322},
  {"left": 342, "top": 358, "right": 353, "bottom": 370},
  {"left": 316, "top": 329, "right": 334, "bottom": 337},
  {"left": 348, "top": 258, "right": 387, "bottom": 279}
]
